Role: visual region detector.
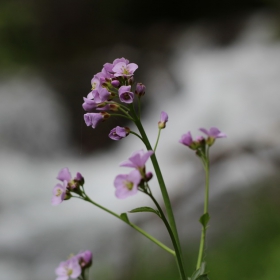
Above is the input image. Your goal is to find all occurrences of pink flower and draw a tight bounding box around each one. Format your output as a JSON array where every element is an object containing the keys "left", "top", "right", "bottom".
[
  {"left": 52, "top": 182, "right": 67, "bottom": 206},
  {"left": 109, "top": 126, "right": 130, "bottom": 140},
  {"left": 76, "top": 250, "right": 93, "bottom": 268},
  {"left": 103, "top": 57, "right": 130, "bottom": 73},
  {"left": 119, "top": 150, "right": 154, "bottom": 169},
  {"left": 199, "top": 127, "right": 227, "bottom": 139},
  {"left": 84, "top": 112, "right": 110, "bottom": 128},
  {"left": 52, "top": 168, "right": 84, "bottom": 205},
  {"left": 112, "top": 62, "right": 138, "bottom": 77},
  {"left": 118, "top": 85, "right": 134, "bottom": 104},
  {"left": 114, "top": 170, "right": 142, "bottom": 199},
  {"left": 55, "top": 257, "right": 81, "bottom": 280},
  {"left": 179, "top": 131, "right": 194, "bottom": 147}
]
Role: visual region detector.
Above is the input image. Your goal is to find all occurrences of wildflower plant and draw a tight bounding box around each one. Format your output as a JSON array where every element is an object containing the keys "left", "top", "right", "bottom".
[{"left": 52, "top": 57, "right": 226, "bottom": 280}]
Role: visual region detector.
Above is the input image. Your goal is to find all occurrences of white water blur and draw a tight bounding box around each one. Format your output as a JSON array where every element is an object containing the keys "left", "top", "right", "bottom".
[{"left": 1, "top": 13, "right": 280, "bottom": 280}]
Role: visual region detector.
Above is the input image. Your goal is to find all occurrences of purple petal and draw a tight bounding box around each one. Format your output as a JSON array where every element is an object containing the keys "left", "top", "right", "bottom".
[
  {"left": 112, "top": 62, "right": 126, "bottom": 73},
  {"left": 51, "top": 183, "right": 67, "bottom": 205},
  {"left": 114, "top": 170, "right": 140, "bottom": 199},
  {"left": 103, "top": 63, "right": 114, "bottom": 73},
  {"left": 160, "top": 111, "right": 168, "bottom": 123},
  {"left": 84, "top": 113, "right": 103, "bottom": 128},
  {"left": 57, "top": 167, "right": 71, "bottom": 182},
  {"left": 109, "top": 126, "right": 127, "bottom": 140},
  {"left": 199, "top": 127, "right": 227, "bottom": 139},
  {"left": 179, "top": 131, "right": 193, "bottom": 146},
  {"left": 99, "top": 88, "right": 110, "bottom": 102},
  {"left": 119, "top": 159, "right": 136, "bottom": 168},
  {"left": 127, "top": 63, "right": 138, "bottom": 73},
  {"left": 209, "top": 127, "right": 227, "bottom": 138},
  {"left": 119, "top": 150, "right": 153, "bottom": 169},
  {"left": 113, "top": 57, "right": 129, "bottom": 65},
  {"left": 91, "top": 77, "right": 100, "bottom": 90},
  {"left": 119, "top": 85, "right": 131, "bottom": 95},
  {"left": 82, "top": 97, "right": 98, "bottom": 111},
  {"left": 127, "top": 169, "right": 142, "bottom": 185}
]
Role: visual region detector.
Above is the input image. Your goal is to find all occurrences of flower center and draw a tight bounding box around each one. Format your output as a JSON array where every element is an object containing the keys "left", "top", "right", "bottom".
[
  {"left": 92, "top": 82, "right": 97, "bottom": 90},
  {"left": 123, "top": 93, "right": 130, "bottom": 100},
  {"left": 56, "top": 189, "right": 62, "bottom": 197},
  {"left": 66, "top": 268, "right": 73, "bottom": 276},
  {"left": 121, "top": 66, "right": 129, "bottom": 75},
  {"left": 125, "top": 181, "right": 133, "bottom": 190}
]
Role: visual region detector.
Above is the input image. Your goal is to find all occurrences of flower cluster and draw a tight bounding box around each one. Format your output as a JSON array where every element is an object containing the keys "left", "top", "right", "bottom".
[
  {"left": 179, "top": 127, "right": 226, "bottom": 150},
  {"left": 82, "top": 57, "right": 143, "bottom": 133},
  {"left": 55, "top": 250, "right": 92, "bottom": 280},
  {"left": 114, "top": 150, "right": 154, "bottom": 198},
  {"left": 52, "top": 168, "right": 84, "bottom": 205}
]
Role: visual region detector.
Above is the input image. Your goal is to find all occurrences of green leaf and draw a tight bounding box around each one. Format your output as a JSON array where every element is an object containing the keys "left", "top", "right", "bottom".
[
  {"left": 129, "top": 207, "right": 161, "bottom": 218},
  {"left": 190, "top": 263, "right": 206, "bottom": 280},
  {"left": 199, "top": 212, "right": 210, "bottom": 227},
  {"left": 120, "top": 213, "right": 130, "bottom": 224}
]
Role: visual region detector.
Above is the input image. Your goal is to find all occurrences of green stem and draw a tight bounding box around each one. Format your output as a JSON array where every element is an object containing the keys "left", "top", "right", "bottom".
[
  {"left": 148, "top": 192, "right": 186, "bottom": 280},
  {"left": 82, "top": 194, "right": 175, "bottom": 256},
  {"left": 137, "top": 96, "right": 141, "bottom": 120},
  {"left": 153, "top": 128, "right": 161, "bottom": 152},
  {"left": 196, "top": 148, "right": 210, "bottom": 270},
  {"left": 130, "top": 131, "right": 143, "bottom": 141},
  {"left": 110, "top": 113, "right": 134, "bottom": 121},
  {"left": 133, "top": 118, "right": 182, "bottom": 255}
]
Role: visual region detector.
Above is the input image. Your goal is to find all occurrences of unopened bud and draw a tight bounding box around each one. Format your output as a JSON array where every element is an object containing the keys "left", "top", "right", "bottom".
[
  {"left": 111, "top": 80, "right": 120, "bottom": 88},
  {"left": 135, "top": 83, "right": 146, "bottom": 96},
  {"left": 128, "top": 76, "right": 134, "bottom": 86},
  {"left": 145, "top": 172, "right": 153, "bottom": 182},
  {"left": 158, "top": 111, "right": 168, "bottom": 129},
  {"left": 101, "top": 111, "right": 110, "bottom": 120},
  {"left": 109, "top": 103, "right": 120, "bottom": 112}
]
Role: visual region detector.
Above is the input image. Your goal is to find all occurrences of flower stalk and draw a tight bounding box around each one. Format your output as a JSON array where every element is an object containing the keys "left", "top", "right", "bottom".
[{"left": 196, "top": 147, "right": 210, "bottom": 270}]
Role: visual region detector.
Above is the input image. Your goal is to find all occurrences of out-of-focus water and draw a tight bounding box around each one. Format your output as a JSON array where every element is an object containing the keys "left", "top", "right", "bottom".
[{"left": 1, "top": 13, "right": 280, "bottom": 280}]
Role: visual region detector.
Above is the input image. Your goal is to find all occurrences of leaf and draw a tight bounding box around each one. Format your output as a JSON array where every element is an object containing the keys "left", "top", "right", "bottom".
[
  {"left": 190, "top": 263, "right": 206, "bottom": 280},
  {"left": 129, "top": 207, "right": 161, "bottom": 218},
  {"left": 120, "top": 213, "right": 130, "bottom": 224},
  {"left": 199, "top": 212, "right": 210, "bottom": 227}
]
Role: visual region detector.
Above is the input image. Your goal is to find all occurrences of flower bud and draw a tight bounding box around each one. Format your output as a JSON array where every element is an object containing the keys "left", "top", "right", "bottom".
[
  {"left": 111, "top": 79, "right": 120, "bottom": 88},
  {"left": 145, "top": 172, "right": 153, "bottom": 182},
  {"left": 109, "top": 103, "right": 120, "bottom": 112},
  {"left": 158, "top": 111, "right": 168, "bottom": 129},
  {"left": 74, "top": 172, "right": 84, "bottom": 186},
  {"left": 127, "top": 76, "right": 134, "bottom": 86},
  {"left": 109, "top": 126, "right": 130, "bottom": 140},
  {"left": 135, "top": 83, "right": 146, "bottom": 96}
]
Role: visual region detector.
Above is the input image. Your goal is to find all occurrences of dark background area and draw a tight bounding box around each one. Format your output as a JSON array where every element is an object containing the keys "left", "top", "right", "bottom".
[{"left": 0, "top": 0, "right": 276, "bottom": 154}]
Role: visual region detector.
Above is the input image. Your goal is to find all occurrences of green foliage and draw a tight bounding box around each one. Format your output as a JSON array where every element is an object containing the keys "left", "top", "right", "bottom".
[
  {"left": 199, "top": 213, "right": 210, "bottom": 228},
  {"left": 120, "top": 213, "right": 130, "bottom": 224},
  {"left": 129, "top": 206, "right": 161, "bottom": 218},
  {"left": 189, "top": 262, "right": 209, "bottom": 280}
]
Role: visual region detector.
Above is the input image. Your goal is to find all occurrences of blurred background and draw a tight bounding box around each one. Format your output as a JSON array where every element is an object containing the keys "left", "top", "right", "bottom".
[{"left": 1, "top": 0, "right": 280, "bottom": 279}]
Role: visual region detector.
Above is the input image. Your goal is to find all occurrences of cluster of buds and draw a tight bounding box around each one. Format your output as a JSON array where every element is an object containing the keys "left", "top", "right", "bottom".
[
  {"left": 179, "top": 127, "right": 226, "bottom": 156},
  {"left": 55, "top": 250, "right": 92, "bottom": 280},
  {"left": 114, "top": 150, "right": 154, "bottom": 198},
  {"left": 82, "top": 58, "right": 146, "bottom": 140},
  {"left": 51, "top": 168, "right": 84, "bottom": 205}
]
